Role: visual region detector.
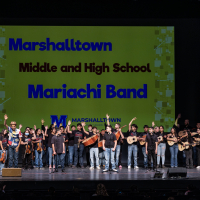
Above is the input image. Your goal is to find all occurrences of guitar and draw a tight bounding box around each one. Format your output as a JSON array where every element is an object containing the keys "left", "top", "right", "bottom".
[
  {"left": 178, "top": 142, "right": 200, "bottom": 151},
  {"left": 167, "top": 137, "right": 178, "bottom": 146},
  {"left": 127, "top": 136, "right": 137, "bottom": 144},
  {"left": 157, "top": 136, "right": 163, "bottom": 144},
  {"left": 115, "top": 125, "right": 127, "bottom": 140},
  {"left": 139, "top": 135, "right": 146, "bottom": 145}
]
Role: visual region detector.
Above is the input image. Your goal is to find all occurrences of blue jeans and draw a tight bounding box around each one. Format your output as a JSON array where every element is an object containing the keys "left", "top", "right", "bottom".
[
  {"left": 105, "top": 148, "right": 115, "bottom": 170},
  {"left": 68, "top": 146, "right": 74, "bottom": 165},
  {"left": 99, "top": 149, "right": 105, "bottom": 166},
  {"left": 192, "top": 146, "right": 197, "bottom": 166},
  {"left": 54, "top": 153, "right": 65, "bottom": 169},
  {"left": 142, "top": 146, "right": 148, "bottom": 167},
  {"left": 34, "top": 150, "right": 43, "bottom": 168},
  {"left": 8, "top": 146, "right": 19, "bottom": 168},
  {"left": 74, "top": 144, "right": 84, "bottom": 166},
  {"left": 65, "top": 146, "right": 69, "bottom": 165},
  {"left": 48, "top": 147, "right": 53, "bottom": 166},
  {"left": 169, "top": 144, "right": 178, "bottom": 167},
  {"left": 90, "top": 148, "right": 99, "bottom": 167},
  {"left": 115, "top": 145, "right": 120, "bottom": 167},
  {"left": 0, "top": 150, "right": 7, "bottom": 170},
  {"left": 157, "top": 143, "right": 166, "bottom": 165},
  {"left": 128, "top": 144, "right": 138, "bottom": 167}
]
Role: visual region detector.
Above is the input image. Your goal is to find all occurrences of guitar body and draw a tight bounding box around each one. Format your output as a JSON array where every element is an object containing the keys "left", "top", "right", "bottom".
[
  {"left": 139, "top": 135, "right": 146, "bottom": 145},
  {"left": 167, "top": 141, "right": 174, "bottom": 146},
  {"left": 158, "top": 136, "right": 163, "bottom": 144},
  {"left": 178, "top": 143, "right": 185, "bottom": 151},
  {"left": 127, "top": 136, "right": 137, "bottom": 144},
  {"left": 184, "top": 142, "right": 190, "bottom": 149}
]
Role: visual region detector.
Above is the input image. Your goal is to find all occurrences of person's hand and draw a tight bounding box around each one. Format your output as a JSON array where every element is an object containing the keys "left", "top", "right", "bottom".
[
  {"left": 4, "top": 114, "right": 8, "bottom": 120},
  {"left": 59, "top": 123, "right": 62, "bottom": 127},
  {"left": 41, "top": 119, "right": 45, "bottom": 124},
  {"left": 146, "top": 150, "right": 148, "bottom": 155},
  {"left": 53, "top": 151, "right": 56, "bottom": 155},
  {"left": 177, "top": 113, "right": 181, "bottom": 119},
  {"left": 15, "top": 147, "right": 19, "bottom": 152},
  {"left": 97, "top": 129, "right": 100, "bottom": 133},
  {"left": 81, "top": 122, "right": 86, "bottom": 127},
  {"left": 53, "top": 121, "right": 57, "bottom": 127},
  {"left": 34, "top": 125, "right": 36, "bottom": 130},
  {"left": 183, "top": 144, "right": 185, "bottom": 147},
  {"left": 112, "top": 148, "right": 115, "bottom": 152},
  {"left": 106, "top": 113, "right": 110, "bottom": 119},
  {"left": 3, "top": 185, "right": 6, "bottom": 190},
  {"left": 164, "top": 135, "right": 167, "bottom": 138},
  {"left": 155, "top": 150, "right": 157, "bottom": 154},
  {"left": 7, "top": 143, "right": 9, "bottom": 146},
  {"left": 42, "top": 130, "right": 44, "bottom": 135},
  {"left": 68, "top": 120, "right": 71, "bottom": 126},
  {"left": 19, "top": 124, "right": 22, "bottom": 129},
  {"left": 62, "top": 151, "right": 65, "bottom": 154},
  {"left": 103, "top": 147, "right": 105, "bottom": 151},
  {"left": 45, "top": 126, "right": 48, "bottom": 130},
  {"left": 152, "top": 121, "right": 155, "bottom": 127}
]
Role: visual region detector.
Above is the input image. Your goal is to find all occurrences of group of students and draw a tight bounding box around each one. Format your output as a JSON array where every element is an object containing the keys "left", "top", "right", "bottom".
[{"left": 0, "top": 113, "right": 200, "bottom": 173}]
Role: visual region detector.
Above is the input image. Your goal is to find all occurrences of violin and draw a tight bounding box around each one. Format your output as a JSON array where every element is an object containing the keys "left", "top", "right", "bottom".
[
  {"left": 26, "top": 145, "right": 31, "bottom": 154},
  {"left": 0, "top": 148, "right": 6, "bottom": 163},
  {"left": 37, "top": 139, "right": 42, "bottom": 152}
]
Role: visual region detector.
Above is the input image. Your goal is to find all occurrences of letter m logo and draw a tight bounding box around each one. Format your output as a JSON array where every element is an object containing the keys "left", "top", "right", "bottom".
[{"left": 50, "top": 115, "right": 67, "bottom": 127}]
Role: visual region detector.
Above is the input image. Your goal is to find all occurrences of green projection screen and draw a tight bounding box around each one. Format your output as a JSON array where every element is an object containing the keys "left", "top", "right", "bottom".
[{"left": 0, "top": 26, "right": 175, "bottom": 131}]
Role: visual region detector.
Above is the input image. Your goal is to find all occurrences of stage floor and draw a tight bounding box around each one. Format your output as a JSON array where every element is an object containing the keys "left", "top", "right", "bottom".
[{"left": 1, "top": 166, "right": 200, "bottom": 181}]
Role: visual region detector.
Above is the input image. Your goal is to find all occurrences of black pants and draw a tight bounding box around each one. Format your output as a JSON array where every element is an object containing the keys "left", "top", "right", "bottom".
[
  {"left": 196, "top": 145, "right": 200, "bottom": 166},
  {"left": 119, "top": 144, "right": 123, "bottom": 165},
  {"left": 21, "top": 152, "right": 32, "bottom": 168},
  {"left": 85, "top": 147, "right": 90, "bottom": 166},
  {"left": 185, "top": 148, "right": 193, "bottom": 168},
  {"left": 148, "top": 149, "right": 156, "bottom": 169}
]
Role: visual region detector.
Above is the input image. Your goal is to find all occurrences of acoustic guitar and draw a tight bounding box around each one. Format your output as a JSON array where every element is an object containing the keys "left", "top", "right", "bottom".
[
  {"left": 139, "top": 135, "right": 146, "bottom": 145},
  {"left": 157, "top": 136, "right": 163, "bottom": 144},
  {"left": 127, "top": 136, "right": 137, "bottom": 144},
  {"left": 167, "top": 137, "right": 178, "bottom": 146},
  {"left": 178, "top": 142, "right": 200, "bottom": 151}
]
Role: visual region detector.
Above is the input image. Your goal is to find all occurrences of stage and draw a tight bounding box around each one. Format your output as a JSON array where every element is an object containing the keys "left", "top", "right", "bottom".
[{"left": 1, "top": 166, "right": 200, "bottom": 190}]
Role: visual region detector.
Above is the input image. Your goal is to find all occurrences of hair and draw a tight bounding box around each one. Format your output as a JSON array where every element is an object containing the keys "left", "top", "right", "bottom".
[
  {"left": 149, "top": 127, "right": 154, "bottom": 130},
  {"left": 107, "top": 125, "right": 112, "bottom": 129},
  {"left": 60, "top": 126, "right": 64, "bottom": 129},
  {"left": 159, "top": 125, "right": 164, "bottom": 129},
  {"left": 131, "top": 124, "right": 137, "bottom": 128},
  {"left": 88, "top": 124, "right": 92, "bottom": 127},
  {"left": 51, "top": 127, "right": 56, "bottom": 132},
  {"left": 0, "top": 129, "right": 7, "bottom": 137},
  {"left": 154, "top": 126, "right": 159, "bottom": 129},
  {"left": 171, "top": 127, "right": 177, "bottom": 137},
  {"left": 35, "top": 128, "right": 41, "bottom": 135},
  {"left": 115, "top": 123, "right": 120, "bottom": 127},
  {"left": 92, "top": 126, "right": 97, "bottom": 129},
  {"left": 143, "top": 125, "right": 149, "bottom": 129},
  {"left": 71, "top": 125, "right": 76, "bottom": 128},
  {"left": 25, "top": 126, "right": 30, "bottom": 130},
  {"left": 96, "top": 183, "right": 108, "bottom": 196},
  {"left": 77, "top": 123, "right": 82, "bottom": 127}
]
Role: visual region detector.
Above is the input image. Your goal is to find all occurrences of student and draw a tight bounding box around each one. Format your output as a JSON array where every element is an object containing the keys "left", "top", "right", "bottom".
[
  {"left": 0, "top": 129, "right": 8, "bottom": 172},
  {"left": 21, "top": 127, "right": 35, "bottom": 170},
  {"left": 45, "top": 126, "right": 56, "bottom": 169},
  {"left": 67, "top": 125, "right": 75, "bottom": 167},
  {"left": 32, "top": 128, "right": 45, "bottom": 169},
  {"left": 102, "top": 125, "right": 117, "bottom": 172},
  {"left": 82, "top": 123, "right": 100, "bottom": 169},
  {"left": 157, "top": 126, "right": 167, "bottom": 168},
  {"left": 106, "top": 114, "right": 124, "bottom": 168},
  {"left": 145, "top": 127, "right": 158, "bottom": 172},
  {"left": 82, "top": 124, "right": 93, "bottom": 168},
  {"left": 99, "top": 130, "right": 106, "bottom": 168},
  {"left": 4, "top": 114, "right": 22, "bottom": 168},
  {"left": 60, "top": 126, "right": 68, "bottom": 167},
  {"left": 52, "top": 129, "right": 65, "bottom": 172},
  {"left": 67, "top": 121, "right": 85, "bottom": 169},
  {"left": 194, "top": 128, "right": 200, "bottom": 168},
  {"left": 127, "top": 117, "right": 139, "bottom": 169},
  {"left": 167, "top": 128, "right": 178, "bottom": 168},
  {"left": 138, "top": 125, "right": 149, "bottom": 168}
]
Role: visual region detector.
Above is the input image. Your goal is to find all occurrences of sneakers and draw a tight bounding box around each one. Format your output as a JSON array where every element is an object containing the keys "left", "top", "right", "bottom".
[
  {"left": 128, "top": 166, "right": 131, "bottom": 169},
  {"left": 96, "top": 166, "right": 101, "bottom": 170},
  {"left": 90, "top": 167, "right": 94, "bottom": 170},
  {"left": 112, "top": 168, "right": 118, "bottom": 172},
  {"left": 102, "top": 169, "right": 108, "bottom": 172},
  {"left": 134, "top": 166, "right": 139, "bottom": 169},
  {"left": 39, "top": 167, "right": 45, "bottom": 170},
  {"left": 72, "top": 165, "right": 76, "bottom": 169},
  {"left": 58, "top": 165, "right": 61, "bottom": 168},
  {"left": 119, "top": 165, "right": 122, "bottom": 168},
  {"left": 196, "top": 166, "right": 200, "bottom": 169}
]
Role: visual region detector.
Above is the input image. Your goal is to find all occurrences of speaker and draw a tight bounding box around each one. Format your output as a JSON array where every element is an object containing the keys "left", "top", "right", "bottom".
[
  {"left": 2, "top": 168, "right": 22, "bottom": 177},
  {"left": 167, "top": 167, "right": 187, "bottom": 178}
]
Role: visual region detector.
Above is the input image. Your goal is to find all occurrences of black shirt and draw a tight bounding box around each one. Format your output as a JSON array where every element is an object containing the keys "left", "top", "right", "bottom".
[
  {"left": 139, "top": 132, "right": 148, "bottom": 147},
  {"left": 72, "top": 130, "right": 84, "bottom": 145},
  {"left": 85, "top": 131, "right": 92, "bottom": 139},
  {"left": 89, "top": 132, "right": 98, "bottom": 148},
  {"left": 146, "top": 133, "right": 158, "bottom": 150},
  {"left": 157, "top": 132, "right": 167, "bottom": 143},
  {"left": 103, "top": 132, "right": 117, "bottom": 148},
  {"left": 47, "top": 132, "right": 55, "bottom": 148},
  {"left": 128, "top": 131, "right": 138, "bottom": 145},
  {"left": 180, "top": 124, "right": 193, "bottom": 131},
  {"left": 67, "top": 133, "right": 74, "bottom": 146},
  {"left": 51, "top": 134, "right": 64, "bottom": 154},
  {"left": 61, "top": 133, "right": 68, "bottom": 146},
  {"left": 0, "top": 135, "right": 8, "bottom": 150}
]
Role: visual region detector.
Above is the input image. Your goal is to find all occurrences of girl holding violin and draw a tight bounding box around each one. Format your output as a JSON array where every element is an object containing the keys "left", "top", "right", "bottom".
[
  {"left": 32, "top": 128, "right": 45, "bottom": 169},
  {"left": 21, "top": 127, "right": 33, "bottom": 170},
  {"left": 0, "top": 129, "right": 8, "bottom": 173},
  {"left": 167, "top": 128, "right": 178, "bottom": 168}
]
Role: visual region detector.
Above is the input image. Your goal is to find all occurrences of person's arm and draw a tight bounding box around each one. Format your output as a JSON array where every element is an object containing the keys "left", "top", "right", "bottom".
[
  {"left": 0, "top": 141, "right": 3, "bottom": 150},
  {"left": 103, "top": 139, "right": 105, "bottom": 151},
  {"left": 34, "top": 125, "right": 36, "bottom": 131},
  {"left": 175, "top": 113, "right": 181, "bottom": 127},
  {"left": 16, "top": 137, "right": 21, "bottom": 152},
  {"left": 42, "top": 131, "right": 45, "bottom": 141},
  {"left": 119, "top": 129, "right": 124, "bottom": 139},
  {"left": 152, "top": 121, "right": 155, "bottom": 127},
  {"left": 67, "top": 120, "right": 72, "bottom": 133},
  {"left": 106, "top": 114, "right": 110, "bottom": 126},
  {"left": 41, "top": 119, "right": 45, "bottom": 132},
  {"left": 145, "top": 141, "right": 148, "bottom": 155},
  {"left": 4, "top": 114, "right": 8, "bottom": 129},
  {"left": 62, "top": 141, "right": 65, "bottom": 154},
  {"left": 81, "top": 122, "right": 89, "bottom": 135},
  {"left": 52, "top": 143, "right": 56, "bottom": 155},
  {"left": 113, "top": 140, "right": 117, "bottom": 151},
  {"left": 155, "top": 142, "right": 158, "bottom": 154},
  {"left": 129, "top": 117, "right": 137, "bottom": 132}
]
